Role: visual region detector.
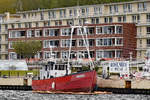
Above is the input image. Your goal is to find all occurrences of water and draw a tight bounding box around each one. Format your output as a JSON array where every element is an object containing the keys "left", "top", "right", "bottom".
[{"left": 0, "top": 90, "right": 150, "bottom": 100}]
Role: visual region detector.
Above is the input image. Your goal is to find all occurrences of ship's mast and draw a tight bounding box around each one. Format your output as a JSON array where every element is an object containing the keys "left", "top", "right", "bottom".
[{"left": 67, "top": 2, "right": 94, "bottom": 74}]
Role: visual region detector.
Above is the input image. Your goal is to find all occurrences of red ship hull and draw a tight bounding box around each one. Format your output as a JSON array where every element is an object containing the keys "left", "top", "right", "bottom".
[{"left": 32, "top": 70, "right": 97, "bottom": 92}]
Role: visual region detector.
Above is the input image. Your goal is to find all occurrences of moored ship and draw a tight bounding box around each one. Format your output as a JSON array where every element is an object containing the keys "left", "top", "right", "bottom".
[{"left": 32, "top": 60, "right": 97, "bottom": 92}]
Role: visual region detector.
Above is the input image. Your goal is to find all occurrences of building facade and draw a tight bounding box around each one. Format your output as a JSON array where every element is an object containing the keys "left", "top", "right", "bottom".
[
  {"left": 8, "top": 23, "right": 136, "bottom": 60},
  {"left": 0, "top": 0, "right": 150, "bottom": 60}
]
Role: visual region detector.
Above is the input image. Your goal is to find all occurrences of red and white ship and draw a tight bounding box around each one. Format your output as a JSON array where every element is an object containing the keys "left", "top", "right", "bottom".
[
  {"left": 32, "top": 60, "right": 97, "bottom": 92},
  {"left": 32, "top": 9, "right": 97, "bottom": 92}
]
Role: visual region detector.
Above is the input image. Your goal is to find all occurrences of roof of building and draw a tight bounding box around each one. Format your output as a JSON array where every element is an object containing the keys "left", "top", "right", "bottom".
[{"left": 16, "top": 0, "right": 149, "bottom": 14}]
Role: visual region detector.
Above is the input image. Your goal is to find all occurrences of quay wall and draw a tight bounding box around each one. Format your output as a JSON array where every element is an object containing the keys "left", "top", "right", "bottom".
[
  {"left": 97, "top": 77, "right": 150, "bottom": 89},
  {"left": 0, "top": 78, "right": 32, "bottom": 86}
]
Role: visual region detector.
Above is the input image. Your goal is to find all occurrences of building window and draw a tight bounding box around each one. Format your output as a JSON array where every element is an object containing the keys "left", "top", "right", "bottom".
[
  {"left": 132, "top": 15, "right": 140, "bottom": 23},
  {"left": 60, "top": 10, "right": 66, "bottom": 18},
  {"left": 96, "top": 38, "right": 115, "bottom": 46},
  {"left": 118, "top": 16, "right": 126, "bottom": 22},
  {"left": 138, "top": 2, "right": 147, "bottom": 11},
  {"left": 118, "top": 16, "right": 122, "bottom": 22},
  {"left": 109, "top": 5, "right": 118, "bottom": 14},
  {"left": 55, "top": 20, "right": 62, "bottom": 26},
  {"left": 74, "top": 9, "right": 77, "bottom": 16},
  {"left": 147, "top": 39, "right": 150, "bottom": 47},
  {"left": 61, "top": 28, "right": 71, "bottom": 36},
  {"left": 78, "top": 39, "right": 86, "bottom": 47},
  {"left": 96, "top": 38, "right": 123, "bottom": 46},
  {"left": 27, "top": 30, "right": 34, "bottom": 37},
  {"left": 23, "top": 13, "right": 26, "bottom": 19},
  {"left": 35, "top": 30, "right": 42, "bottom": 37},
  {"left": 86, "top": 27, "right": 94, "bottom": 35},
  {"left": 9, "top": 42, "right": 13, "bottom": 49},
  {"left": 48, "top": 11, "right": 56, "bottom": 19},
  {"left": 96, "top": 50, "right": 117, "bottom": 58},
  {"left": 104, "top": 17, "right": 113, "bottom": 23},
  {"left": 11, "top": 24, "right": 15, "bottom": 29},
  {"left": 61, "top": 51, "right": 69, "bottom": 58},
  {"left": 116, "top": 51, "right": 122, "bottom": 58},
  {"left": 48, "top": 11, "right": 51, "bottom": 19},
  {"left": 18, "top": 23, "right": 21, "bottom": 28},
  {"left": 77, "top": 51, "right": 94, "bottom": 59},
  {"left": 91, "top": 18, "right": 99, "bottom": 24},
  {"left": 40, "top": 12, "right": 44, "bottom": 20},
  {"left": 81, "top": 8, "right": 89, "bottom": 16},
  {"left": 44, "top": 29, "right": 59, "bottom": 37},
  {"left": 96, "top": 25, "right": 122, "bottom": 34},
  {"left": 96, "top": 51, "right": 103, "bottom": 59},
  {"left": 61, "top": 39, "right": 75, "bottom": 47},
  {"left": 0, "top": 25, "right": 1, "bottom": 32},
  {"left": 9, "top": 30, "right": 25, "bottom": 38},
  {"left": 116, "top": 38, "right": 123, "bottom": 45},
  {"left": 139, "top": 51, "right": 142, "bottom": 57},
  {"left": 43, "top": 40, "right": 59, "bottom": 48},
  {"left": 5, "top": 24, "right": 8, "bottom": 30},
  {"left": 116, "top": 26, "right": 123, "bottom": 34},
  {"left": 139, "top": 39, "right": 142, "bottom": 47},
  {"left": 29, "top": 22, "right": 32, "bottom": 28},
  {"left": 69, "top": 9, "right": 73, "bottom": 17},
  {"left": 123, "top": 3, "right": 132, "bottom": 13},
  {"left": 94, "top": 7, "right": 102, "bottom": 15},
  {"left": 25, "top": 23, "right": 28, "bottom": 28},
  {"left": 96, "top": 27, "right": 103, "bottom": 34},
  {"left": 147, "top": 14, "right": 150, "bottom": 22},
  {"left": 36, "top": 22, "right": 39, "bottom": 27},
  {"left": 44, "top": 51, "right": 58, "bottom": 59},
  {"left": 147, "top": 27, "right": 150, "bottom": 34},
  {"left": 9, "top": 52, "right": 17, "bottom": 60},
  {"left": 48, "top": 21, "right": 50, "bottom": 26},
  {"left": 114, "top": 5, "right": 118, "bottom": 13}
]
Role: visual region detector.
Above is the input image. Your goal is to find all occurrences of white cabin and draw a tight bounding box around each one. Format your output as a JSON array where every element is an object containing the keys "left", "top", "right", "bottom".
[{"left": 40, "top": 61, "right": 71, "bottom": 79}]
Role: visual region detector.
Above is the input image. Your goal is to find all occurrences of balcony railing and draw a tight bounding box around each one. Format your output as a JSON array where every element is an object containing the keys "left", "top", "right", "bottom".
[
  {"left": 1, "top": 31, "right": 8, "bottom": 34},
  {"left": 0, "top": 50, "right": 8, "bottom": 54},
  {"left": 136, "top": 34, "right": 150, "bottom": 38}
]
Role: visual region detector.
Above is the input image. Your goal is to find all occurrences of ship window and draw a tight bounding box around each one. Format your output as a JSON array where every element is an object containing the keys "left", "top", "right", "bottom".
[
  {"left": 50, "top": 66, "right": 53, "bottom": 70},
  {"left": 59, "top": 65, "right": 64, "bottom": 70},
  {"left": 45, "top": 65, "right": 48, "bottom": 71},
  {"left": 55, "top": 65, "right": 58, "bottom": 70}
]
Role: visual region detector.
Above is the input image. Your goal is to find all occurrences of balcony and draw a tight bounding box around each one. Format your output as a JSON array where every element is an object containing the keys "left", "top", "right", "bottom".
[
  {"left": 0, "top": 50, "right": 8, "bottom": 54},
  {"left": 0, "top": 40, "right": 8, "bottom": 44},
  {"left": 1, "top": 31, "right": 8, "bottom": 34},
  {"left": 136, "top": 34, "right": 150, "bottom": 38},
  {"left": 137, "top": 44, "right": 150, "bottom": 51}
]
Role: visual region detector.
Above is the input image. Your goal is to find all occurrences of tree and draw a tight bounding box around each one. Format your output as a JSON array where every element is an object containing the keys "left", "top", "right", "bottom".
[{"left": 12, "top": 40, "right": 42, "bottom": 61}]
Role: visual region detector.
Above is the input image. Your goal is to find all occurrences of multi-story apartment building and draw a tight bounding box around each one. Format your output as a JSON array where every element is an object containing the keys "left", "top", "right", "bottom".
[
  {"left": 0, "top": 12, "right": 21, "bottom": 59},
  {"left": 0, "top": 0, "right": 150, "bottom": 61}
]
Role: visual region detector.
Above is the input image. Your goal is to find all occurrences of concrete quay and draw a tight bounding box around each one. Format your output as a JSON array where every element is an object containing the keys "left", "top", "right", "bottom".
[
  {"left": 97, "top": 76, "right": 150, "bottom": 94},
  {"left": 0, "top": 77, "right": 32, "bottom": 90}
]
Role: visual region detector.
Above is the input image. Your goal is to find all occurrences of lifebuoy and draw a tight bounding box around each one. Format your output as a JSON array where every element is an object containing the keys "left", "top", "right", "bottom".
[{"left": 51, "top": 82, "right": 55, "bottom": 89}]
